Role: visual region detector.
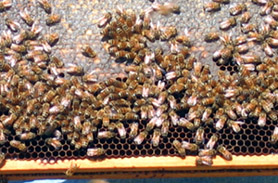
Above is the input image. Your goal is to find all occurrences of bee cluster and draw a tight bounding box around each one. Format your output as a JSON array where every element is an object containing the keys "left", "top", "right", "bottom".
[{"left": 1, "top": 0, "right": 278, "bottom": 168}]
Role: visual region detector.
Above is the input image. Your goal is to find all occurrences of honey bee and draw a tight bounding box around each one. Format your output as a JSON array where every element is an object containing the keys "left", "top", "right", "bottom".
[
  {"left": 19, "top": 132, "right": 36, "bottom": 141},
  {"left": 46, "top": 14, "right": 61, "bottom": 25},
  {"left": 0, "top": 130, "right": 6, "bottom": 145},
  {"left": 173, "top": 140, "right": 186, "bottom": 157},
  {"left": 219, "top": 17, "right": 236, "bottom": 30},
  {"left": 264, "top": 15, "right": 278, "bottom": 28},
  {"left": 82, "top": 45, "right": 97, "bottom": 58},
  {"left": 129, "top": 122, "right": 138, "bottom": 139},
  {"left": 198, "top": 149, "right": 216, "bottom": 157},
  {"left": 134, "top": 130, "right": 148, "bottom": 145},
  {"left": 217, "top": 145, "right": 232, "bottom": 160},
  {"left": 196, "top": 156, "right": 213, "bottom": 166},
  {"left": 142, "top": 29, "right": 155, "bottom": 42},
  {"left": 98, "top": 12, "right": 112, "bottom": 28},
  {"left": 181, "top": 141, "right": 198, "bottom": 151},
  {"left": 151, "top": 128, "right": 161, "bottom": 147},
  {"left": 179, "top": 118, "right": 194, "bottom": 131},
  {"left": 116, "top": 122, "right": 126, "bottom": 139},
  {"left": 38, "top": 0, "right": 51, "bottom": 13},
  {"left": 202, "top": 108, "right": 212, "bottom": 122},
  {"left": 195, "top": 127, "right": 204, "bottom": 145},
  {"left": 44, "top": 33, "right": 59, "bottom": 46},
  {"left": 212, "top": 0, "right": 230, "bottom": 4},
  {"left": 2, "top": 113, "right": 17, "bottom": 127},
  {"left": 0, "top": 0, "right": 12, "bottom": 11},
  {"left": 20, "top": 8, "right": 34, "bottom": 26},
  {"left": 229, "top": 3, "right": 246, "bottom": 16},
  {"left": 260, "top": 1, "right": 274, "bottom": 16},
  {"left": 152, "top": 2, "right": 180, "bottom": 15},
  {"left": 204, "top": 32, "right": 219, "bottom": 42},
  {"left": 160, "top": 26, "right": 177, "bottom": 41},
  {"left": 239, "top": 12, "right": 251, "bottom": 24},
  {"left": 187, "top": 95, "right": 198, "bottom": 106},
  {"left": 10, "top": 140, "right": 27, "bottom": 151},
  {"left": 5, "top": 18, "right": 20, "bottom": 32},
  {"left": 260, "top": 99, "right": 273, "bottom": 113},
  {"left": 65, "top": 163, "right": 79, "bottom": 176},
  {"left": 228, "top": 120, "right": 244, "bottom": 133},
  {"left": 204, "top": 2, "right": 220, "bottom": 12},
  {"left": 206, "top": 134, "right": 218, "bottom": 150},
  {"left": 0, "top": 152, "right": 5, "bottom": 167},
  {"left": 45, "top": 137, "right": 62, "bottom": 150},
  {"left": 97, "top": 131, "right": 115, "bottom": 139},
  {"left": 87, "top": 148, "right": 105, "bottom": 157}
]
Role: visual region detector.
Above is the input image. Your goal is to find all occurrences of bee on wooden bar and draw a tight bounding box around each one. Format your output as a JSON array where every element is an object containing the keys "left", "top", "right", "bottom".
[
  {"left": 203, "top": 2, "right": 220, "bottom": 12},
  {"left": 20, "top": 8, "right": 34, "bottom": 26},
  {"left": 173, "top": 140, "right": 186, "bottom": 158},
  {"left": 229, "top": 3, "right": 247, "bottom": 16},
  {"left": 151, "top": 128, "right": 161, "bottom": 147},
  {"left": 10, "top": 140, "right": 26, "bottom": 151},
  {"left": 65, "top": 163, "right": 79, "bottom": 176},
  {"left": 220, "top": 17, "right": 236, "bottom": 30},
  {"left": 46, "top": 14, "right": 61, "bottom": 25},
  {"left": 198, "top": 149, "right": 216, "bottom": 157},
  {"left": 181, "top": 141, "right": 198, "bottom": 151},
  {"left": 87, "top": 148, "right": 105, "bottom": 157},
  {"left": 217, "top": 145, "right": 232, "bottom": 160},
  {"left": 0, "top": 153, "right": 5, "bottom": 167},
  {"left": 196, "top": 156, "right": 213, "bottom": 166},
  {"left": 134, "top": 130, "right": 148, "bottom": 145},
  {"left": 38, "top": 0, "right": 51, "bottom": 13}
]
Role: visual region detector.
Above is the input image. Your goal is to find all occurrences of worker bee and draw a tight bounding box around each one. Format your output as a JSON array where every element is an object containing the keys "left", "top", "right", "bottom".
[
  {"left": 230, "top": 3, "right": 247, "bottom": 16},
  {"left": 98, "top": 12, "right": 112, "bottom": 28},
  {"left": 239, "top": 12, "right": 251, "bottom": 24},
  {"left": 195, "top": 127, "right": 204, "bottom": 145},
  {"left": 203, "top": 2, "right": 220, "bottom": 12},
  {"left": 160, "top": 26, "right": 177, "bottom": 41},
  {"left": 0, "top": 152, "right": 5, "bottom": 167},
  {"left": 18, "top": 132, "right": 36, "bottom": 141},
  {"left": 38, "top": 0, "right": 51, "bottom": 13},
  {"left": 82, "top": 45, "right": 97, "bottom": 58},
  {"left": 179, "top": 118, "right": 194, "bottom": 131},
  {"left": 20, "top": 8, "right": 34, "bottom": 26},
  {"left": 271, "top": 126, "right": 278, "bottom": 144},
  {"left": 264, "top": 15, "right": 278, "bottom": 28},
  {"left": 87, "top": 148, "right": 105, "bottom": 157},
  {"left": 219, "top": 17, "right": 236, "bottom": 30},
  {"left": 260, "top": 1, "right": 273, "bottom": 16},
  {"left": 225, "top": 107, "right": 237, "bottom": 120},
  {"left": 134, "top": 130, "right": 148, "bottom": 145},
  {"left": 2, "top": 113, "right": 17, "bottom": 127},
  {"left": 44, "top": 33, "right": 59, "bottom": 46},
  {"left": 160, "top": 120, "right": 169, "bottom": 137},
  {"left": 196, "top": 156, "right": 213, "bottom": 166},
  {"left": 181, "top": 141, "right": 198, "bottom": 151},
  {"left": 116, "top": 122, "right": 126, "bottom": 139},
  {"left": 142, "top": 29, "right": 155, "bottom": 42},
  {"left": 212, "top": 0, "right": 230, "bottom": 4},
  {"left": 5, "top": 18, "right": 20, "bottom": 32},
  {"left": 152, "top": 2, "right": 180, "bottom": 15},
  {"left": 129, "top": 122, "right": 139, "bottom": 139},
  {"left": 65, "top": 163, "right": 79, "bottom": 176},
  {"left": 10, "top": 43, "right": 26, "bottom": 53},
  {"left": 0, "top": 0, "right": 12, "bottom": 11},
  {"left": 202, "top": 108, "right": 212, "bottom": 122},
  {"left": 204, "top": 32, "right": 219, "bottom": 42},
  {"left": 257, "top": 112, "right": 267, "bottom": 127},
  {"left": 45, "top": 138, "right": 62, "bottom": 150},
  {"left": 151, "top": 128, "right": 161, "bottom": 147},
  {"left": 97, "top": 131, "right": 115, "bottom": 139},
  {"left": 206, "top": 134, "right": 218, "bottom": 150},
  {"left": 46, "top": 14, "right": 61, "bottom": 25},
  {"left": 64, "top": 64, "right": 83, "bottom": 75},
  {"left": 198, "top": 149, "right": 216, "bottom": 157},
  {"left": 260, "top": 99, "right": 273, "bottom": 113},
  {"left": 10, "top": 140, "right": 27, "bottom": 151},
  {"left": 228, "top": 120, "right": 244, "bottom": 133},
  {"left": 175, "top": 29, "right": 191, "bottom": 46},
  {"left": 217, "top": 145, "right": 232, "bottom": 160},
  {"left": 173, "top": 140, "right": 186, "bottom": 158}
]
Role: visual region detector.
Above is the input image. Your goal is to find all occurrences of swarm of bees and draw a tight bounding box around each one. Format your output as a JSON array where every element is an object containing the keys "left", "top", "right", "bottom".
[{"left": 1, "top": 0, "right": 278, "bottom": 169}]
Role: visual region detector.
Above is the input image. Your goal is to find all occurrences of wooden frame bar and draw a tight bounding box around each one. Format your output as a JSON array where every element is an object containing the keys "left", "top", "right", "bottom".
[{"left": 1, "top": 155, "right": 278, "bottom": 180}]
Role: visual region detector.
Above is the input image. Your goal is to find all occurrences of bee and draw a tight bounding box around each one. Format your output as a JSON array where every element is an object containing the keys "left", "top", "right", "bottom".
[
  {"left": 10, "top": 140, "right": 27, "bottom": 151},
  {"left": 46, "top": 14, "right": 61, "bottom": 25},
  {"left": 98, "top": 12, "right": 112, "bottom": 28},
  {"left": 220, "top": 17, "right": 236, "bottom": 30},
  {"left": 44, "top": 33, "right": 59, "bottom": 46},
  {"left": 195, "top": 127, "right": 204, "bottom": 145},
  {"left": 264, "top": 15, "right": 278, "bottom": 28},
  {"left": 239, "top": 12, "right": 251, "bottom": 24},
  {"left": 228, "top": 120, "right": 244, "bottom": 133},
  {"left": 175, "top": 31, "right": 191, "bottom": 46},
  {"left": 19, "top": 132, "right": 36, "bottom": 141},
  {"left": 142, "top": 29, "right": 155, "bottom": 42},
  {"left": 225, "top": 107, "right": 237, "bottom": 120},
  {"left": 230, "top": 3, "right": 247, "bottom": 16},
  {"left": 160, "top": 120, "right": 169, "bottom": 137},
  {"left": 260, "top": 99, "right": 273, "bottom": 113},
  {"left": 64, "top": 64, "right": 83, "bottom": 75},
  {"left": 204, "top": 32, "right": 219, "bottom": 42},
  {"left": 169, "top": 110, "right": 179, "bottom": 126},
  {"left": 187, "top": 95, "right": 198, "bottom": 106},
  {"left": 260, "top": 1, "right": 274, "bottom": 16},
  {"left": 87, "top": 148, "right": 105, "bottom": 157},
  {"left": 97, "top": 131, "right": 115, "bottom": 139},
  {"left": 82, "top": 45, "right": 97, "bottom": 58},
  {"left": 116, "top": 122, "right": 126, "bottom": 139},
  {"left": 257, "top": 112, "right": 267, "bottom": 127},
  {"left": 212, "top": 0, "right": 230, "bottom": 3},
  {"left": 5, "top": 18, "right": 20, "bottom": 32},
  {"left": 160, "top": 26, "right": 177, "bottom": 41},
  {"left": 271, "top": 126, "right": 278, "bottom": 144},
  {"left": 151, "top": 128, "right": 161, "bottom": 147},
  {"left": 198, "top": 149, "right": 216, "bottom": 157},
  {"left": 0, "top": 0, "right": 12, "bottom": 11},
  {"left": 266, "top": 37, "right": 278, "bottom": 47},
  {"left": 38, "top": 0, "right": 51, "bottom": 13},
  {"left": 196, "top": 156, "right": 213, "bottom": 166},
  {"left": 217, "top": 145, "right": 232, "bottom": 160},
  {"left": 129, "top": 122, "right": 139, "bottom": 139},
  {"left": 45, "top": 138, "right": 62, "bottom": 150},
  {"left": 134, "top": 130, "right": 148, "bottom": 145},
  {"left": 204, "top": 2, "right": 220, "bottom": 12},
  {"left": 181, "top": 141, "right": 198, "bottom": 151},
  {"left": 179, "top": 118, "right": 194, "bottom": 131},
  {"left": 2, "top": 113, "right": 17, "bottom": 127},
  {"left": 206, "top": 134, "right": 218, "bottom": 150},
  {"left": 20, "top": 8, "right": 34, "bottom": 26},
  {"left": 65, "top": 163, "right": 79, "bottom": 176},
  {"left": 151, "top": 2, "right": 180, "bottom": 15},
  {"left": 0, "top": 152, "right": 5, "bottom": 167},
  {"left": 173, "top": 140, "right": 186, "bottom": 157}
]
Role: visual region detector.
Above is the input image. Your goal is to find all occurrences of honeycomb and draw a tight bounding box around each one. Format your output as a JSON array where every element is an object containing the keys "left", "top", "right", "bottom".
[{"left": 1, "top": 0, "right": 278, "bottom": 167}]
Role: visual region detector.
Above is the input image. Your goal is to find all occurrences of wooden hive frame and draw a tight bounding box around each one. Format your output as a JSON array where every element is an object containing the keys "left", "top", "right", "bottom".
[{"left": 1, "top": 155, "right": 278, "bottom": 180}]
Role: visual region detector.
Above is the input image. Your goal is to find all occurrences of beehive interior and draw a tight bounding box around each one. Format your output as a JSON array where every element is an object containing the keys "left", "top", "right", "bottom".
[{"left": 1, "top": 0, "right": 278, "bottom": 164}]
